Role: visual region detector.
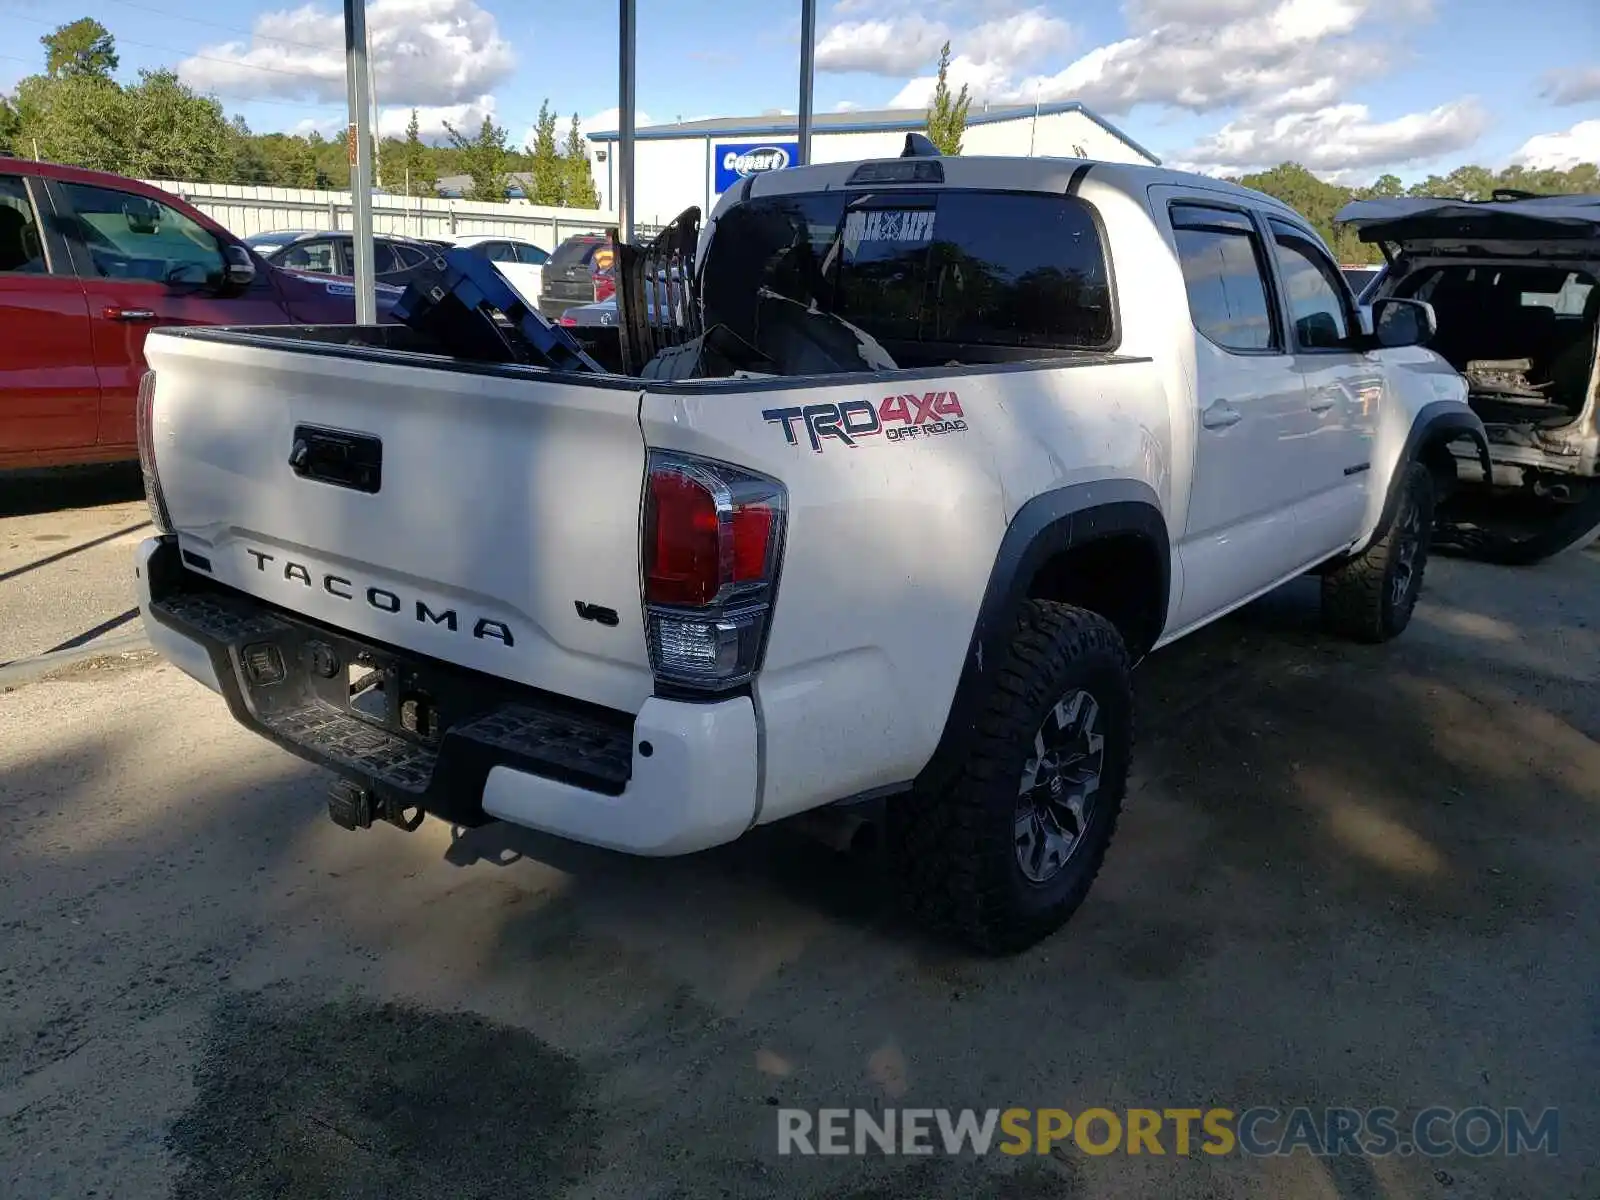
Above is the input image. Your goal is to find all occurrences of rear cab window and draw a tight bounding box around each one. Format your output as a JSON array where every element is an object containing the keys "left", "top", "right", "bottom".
[
  {"left": 1169, "top": 203, "right": 1279, "bottom": 353},
  {"left": 700, "top": 189, "right": 1116, "bottom": 353}
]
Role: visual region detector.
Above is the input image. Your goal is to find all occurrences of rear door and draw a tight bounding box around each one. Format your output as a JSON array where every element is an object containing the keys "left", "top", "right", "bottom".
[
  {"left": 51, "top": 179, "right": 295, "bottom": 450},
  {"left": 0, "top": 171, "right": 101, "bottom": 460},
  {"left": 1262, "top": 215, "right": 1383, "bottom": 556}
]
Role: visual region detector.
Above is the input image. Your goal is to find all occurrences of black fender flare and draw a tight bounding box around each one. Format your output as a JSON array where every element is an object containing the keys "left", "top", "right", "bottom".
[
  {"left": 914, "top": 480, "right": 1170, "bottom": 795},
  {"left": 1378, "top": 401, "right": 1491, "bottom": 538}
]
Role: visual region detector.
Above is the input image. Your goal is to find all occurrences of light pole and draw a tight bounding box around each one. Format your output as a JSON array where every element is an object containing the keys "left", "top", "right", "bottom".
[
  {"left": 617, "top": 0, "right": 636, "bottom": 243},
  {"left": 798, "top": 0, "right": 816, "bottom": 165},
  {"left": 343, "top": 0, "right": 377, "bottom": 323}
]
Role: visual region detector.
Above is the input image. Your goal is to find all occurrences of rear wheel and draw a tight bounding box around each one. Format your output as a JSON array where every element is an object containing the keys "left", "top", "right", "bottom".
[
  {"left": 1323, "top": 460, "right": 1435, "bottom": 643},
  {"left": 891, "top": 600, "right": 1132, "bottom": 955}
]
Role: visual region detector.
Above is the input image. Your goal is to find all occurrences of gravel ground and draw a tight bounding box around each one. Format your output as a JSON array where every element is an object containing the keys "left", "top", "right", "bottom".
[{"left": 1, "top": 551, "right": 1596, "bottom": 1200}]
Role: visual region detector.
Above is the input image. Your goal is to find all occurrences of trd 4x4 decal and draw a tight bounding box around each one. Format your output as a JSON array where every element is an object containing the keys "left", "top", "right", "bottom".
[{"left": 763, "top": 391, "right": 968, "bottom": 452}]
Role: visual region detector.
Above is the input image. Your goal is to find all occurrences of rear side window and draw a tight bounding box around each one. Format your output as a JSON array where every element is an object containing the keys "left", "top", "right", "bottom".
[
  {"left": 391, "top": 243, "right": 431, "bottom": 270},
  {"left": 1170, "top": 204, "right": 1277, "bottom": 352},
  {"left": 483, "top": 241, "right": 517, "bottom": 262},
  {"left": 702, "top": 189, "right": 1115, "bottom": 351},
  {"left": 0, "top": 175, "right": 46, "bottom": 274},
  {"left": 549, "top": 237, "right": 602, "bottom": 268},
  {"left": 371, "top": 241, "right": 400, "bottom": 275}
]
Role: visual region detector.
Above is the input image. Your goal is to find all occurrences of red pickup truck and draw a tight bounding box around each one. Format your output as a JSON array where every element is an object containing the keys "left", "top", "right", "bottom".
[{"left": 0, "top": 158, "right": 394, "bottom": 470}]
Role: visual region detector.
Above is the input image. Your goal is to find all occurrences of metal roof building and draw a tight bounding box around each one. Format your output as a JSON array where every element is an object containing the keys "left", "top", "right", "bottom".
[{"left": 583, "top": 101, "right": 1160, "bottom": 228}]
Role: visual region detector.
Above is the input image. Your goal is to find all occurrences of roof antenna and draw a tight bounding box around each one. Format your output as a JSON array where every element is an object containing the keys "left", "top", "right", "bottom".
[{"left": 901, "top": 132, "right": 940, "bottom": 158}]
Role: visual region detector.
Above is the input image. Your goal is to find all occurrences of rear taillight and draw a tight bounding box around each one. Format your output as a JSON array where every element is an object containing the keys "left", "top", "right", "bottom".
[
  {"left": 642, "top": 452, "right": 786, "bottom": 691},
  {"left": 135, "top": 370, "right": 173, "bottom": 534}
]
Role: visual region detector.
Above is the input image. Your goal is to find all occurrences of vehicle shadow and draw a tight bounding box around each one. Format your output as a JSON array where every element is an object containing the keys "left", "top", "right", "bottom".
[{"left": 0, "top": 464, "right": 143, "bottom": 518}]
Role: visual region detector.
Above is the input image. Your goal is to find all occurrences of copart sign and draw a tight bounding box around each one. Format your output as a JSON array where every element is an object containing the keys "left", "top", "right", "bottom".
[{"left": 714, "top": 141, "right": 800, "bottom": 193}]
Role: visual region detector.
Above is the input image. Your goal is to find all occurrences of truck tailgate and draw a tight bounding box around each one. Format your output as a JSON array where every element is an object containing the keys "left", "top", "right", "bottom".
[{"left": 143, "top": 330, "right": 654, "bottom": 714}]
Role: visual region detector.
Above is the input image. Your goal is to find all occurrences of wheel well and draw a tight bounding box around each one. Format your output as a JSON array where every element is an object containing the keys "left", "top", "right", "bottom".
[
  {"left": 1026, "top": 535, "right": 1165, "bottom": 658},
  {"left": 1417, "top": 434, "right": 1462, "bottom": 501}
]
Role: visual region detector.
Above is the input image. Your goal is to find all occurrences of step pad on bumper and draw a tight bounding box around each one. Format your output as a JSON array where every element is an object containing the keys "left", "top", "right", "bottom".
[{"left": 149, "top": 587, "right": 635, "bottom": 815}]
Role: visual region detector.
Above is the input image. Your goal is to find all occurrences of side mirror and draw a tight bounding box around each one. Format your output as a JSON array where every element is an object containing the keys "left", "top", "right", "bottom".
[
  {"left": 222, "top": 243, "right": 257, "bottom": 291},
  {"left": 1371, "top": 297, "right": 1436, "bottom": 349}
]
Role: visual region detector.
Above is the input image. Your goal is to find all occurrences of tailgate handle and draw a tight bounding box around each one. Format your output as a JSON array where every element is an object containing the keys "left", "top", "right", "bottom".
[{"left": 289, "top": 425, "right": 383, "bottom": 494}]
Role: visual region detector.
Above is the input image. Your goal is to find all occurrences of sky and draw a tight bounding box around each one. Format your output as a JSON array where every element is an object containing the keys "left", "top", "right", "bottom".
[{"left": 1, "top": 0, "right": 1597, "bottom": 185}]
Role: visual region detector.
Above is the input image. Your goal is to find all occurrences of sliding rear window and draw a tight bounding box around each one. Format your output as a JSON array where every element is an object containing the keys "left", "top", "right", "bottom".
[{"left": 702, "top": 189, "right": 1116, "bottom": 351}]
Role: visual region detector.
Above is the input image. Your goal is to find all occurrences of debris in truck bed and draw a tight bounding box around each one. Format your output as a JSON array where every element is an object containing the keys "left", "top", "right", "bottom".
[{"left": 394, "top": 247, "right": 602, "bottom": 373}]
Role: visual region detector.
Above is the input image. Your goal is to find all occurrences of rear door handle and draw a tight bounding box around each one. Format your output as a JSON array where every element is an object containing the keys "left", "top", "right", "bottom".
[
  {"left": 104, "top": 307, "right": 157, "bottom": 322},
  {"left": 1201, "top": 400, "right": 1242, "bottom": 430}
]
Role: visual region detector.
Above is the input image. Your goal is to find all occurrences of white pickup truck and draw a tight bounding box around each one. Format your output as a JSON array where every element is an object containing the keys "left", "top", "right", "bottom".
[{"left": 134, "top": 154, "right": 1488, "bottom": 953}]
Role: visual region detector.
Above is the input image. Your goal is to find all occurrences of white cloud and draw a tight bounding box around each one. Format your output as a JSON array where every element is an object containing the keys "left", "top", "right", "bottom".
[
  {"left": 1018, "top": 0, "right": 1390, "bottom": 115},
  {"left": 1514, "top": 120, "right": 1600, "bottom": 171},
  {"left": 1540, "top": 66, "right": 1600, "bottom": 107},
  {"left": 816, "top": 16, "right": 950, "bottom": 76},
  {"left": 838, "top": 0, "right": 1428, "bottom": 119},
  {"left": 380, "top": 98, "right": 496, "bottom": 141},
  {"left": 964, "top": 10, "right": 1075, "bottom": 65},
  {"left": 833, "top": 100, "right": 863, "bottom": 112},
  {"left": 817, "top": 7, "right": 1070, "bottom": 83},
  {"left": 178, "top": 0, "right": 514, "bottom": 107},
  {"left": 1174, "top": 99, "right": 1488, "bottom": 176},
  {"left": 888, "top": 56, "right": 1019, "bottom": 109}
]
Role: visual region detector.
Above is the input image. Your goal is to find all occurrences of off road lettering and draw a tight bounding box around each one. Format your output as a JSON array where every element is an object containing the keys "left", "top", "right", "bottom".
[{"left": 764, "top": 392, "right": 967, "bottom": 453}]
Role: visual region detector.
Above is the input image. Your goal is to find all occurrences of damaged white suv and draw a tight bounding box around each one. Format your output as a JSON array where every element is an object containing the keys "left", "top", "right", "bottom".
[{"left": 1339, "top": 193, "right": 1600, "bottom": 561}]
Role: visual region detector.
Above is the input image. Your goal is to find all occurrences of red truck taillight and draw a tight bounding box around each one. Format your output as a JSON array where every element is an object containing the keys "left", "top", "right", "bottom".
[
  {"left": 135, "top": 370, "right": 173, "bottom": 535},
  {"left": 642, "top": 451, "right": 785, "bottom": 690}
]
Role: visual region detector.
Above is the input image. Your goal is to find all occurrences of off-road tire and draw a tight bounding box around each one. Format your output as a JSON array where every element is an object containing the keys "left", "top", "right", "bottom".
[
  {"left": 1322, "top": 461, "right": 1436, "bottom": 643},
  {"left": 890, "top": 601, "right": 1133, "bottom": 955}
]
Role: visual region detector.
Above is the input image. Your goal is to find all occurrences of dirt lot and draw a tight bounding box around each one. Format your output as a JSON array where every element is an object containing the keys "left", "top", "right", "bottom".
[{"left": 1, "top": 550, "right": 1596, "bottom": 1200}]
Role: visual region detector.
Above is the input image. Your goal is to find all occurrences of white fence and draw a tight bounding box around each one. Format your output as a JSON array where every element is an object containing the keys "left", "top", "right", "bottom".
[{"left": 142, "top": 180, "right": 618, "bottom": 253}]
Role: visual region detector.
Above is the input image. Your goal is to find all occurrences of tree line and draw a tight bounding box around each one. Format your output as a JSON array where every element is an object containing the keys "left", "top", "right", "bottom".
[{"left": 0, "top": 18, "right": 599, "bottom": 206}]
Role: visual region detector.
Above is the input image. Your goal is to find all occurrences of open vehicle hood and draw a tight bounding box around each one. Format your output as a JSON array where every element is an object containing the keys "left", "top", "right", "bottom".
[{"left": 1336, "top": 195, "right": 1600, "bottom": 252}]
